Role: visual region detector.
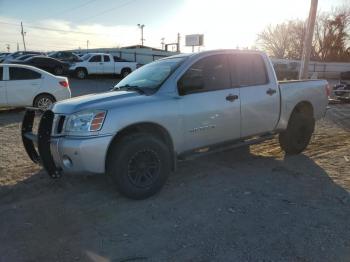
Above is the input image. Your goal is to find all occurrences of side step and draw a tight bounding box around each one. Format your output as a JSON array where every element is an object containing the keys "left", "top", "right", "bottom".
[{"left": 179, "top": 133, "right": 276, "bottom": 161}]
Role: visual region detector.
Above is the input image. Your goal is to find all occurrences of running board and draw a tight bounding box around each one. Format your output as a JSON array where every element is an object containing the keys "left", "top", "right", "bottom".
[{"left": 178, "top": 133, "right": 276, "bottom": 161}]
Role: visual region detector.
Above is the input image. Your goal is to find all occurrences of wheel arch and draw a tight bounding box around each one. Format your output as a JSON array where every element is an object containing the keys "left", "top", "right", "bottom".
[
  {"left": 121, "top": 67, "right": 132, "bottom": 72},
  {"left": 106, "top": 122, "right": 176, "bottom": 171},
  {"left": 75, "top": 67, "right": 88, "bottom": 74},
  {"left": 290, "top": 101, "right": 314, "bottom": 120}
]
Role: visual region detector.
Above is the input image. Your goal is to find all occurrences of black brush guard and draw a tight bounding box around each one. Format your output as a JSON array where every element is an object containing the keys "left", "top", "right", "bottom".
[{"left": 22, "top": 108, "right": 62, "bottom": 178}]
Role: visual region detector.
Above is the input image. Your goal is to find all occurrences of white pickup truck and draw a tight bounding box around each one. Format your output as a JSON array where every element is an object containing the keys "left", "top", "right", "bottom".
[
  {"left": 69, "top": 53, "right": 138, "bottom": 79},
  {"left": 22, "top": 50, "right": 330, "bottom": 199}
]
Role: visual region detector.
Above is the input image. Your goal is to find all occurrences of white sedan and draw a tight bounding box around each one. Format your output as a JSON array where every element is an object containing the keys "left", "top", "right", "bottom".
[{"left": 0, "top": 64, "right": 71, "bottom": 110}]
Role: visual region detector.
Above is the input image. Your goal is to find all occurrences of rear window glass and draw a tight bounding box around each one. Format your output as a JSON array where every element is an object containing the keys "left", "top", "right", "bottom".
[
  {"left": 104, "top": 55, "right": 110, "bottom": 62},
  {"left": 9, "top": 67, "right": 41, "bottom": 80},
  {"left": 233, "top": 54, "right": 268, "bottom": 86}
]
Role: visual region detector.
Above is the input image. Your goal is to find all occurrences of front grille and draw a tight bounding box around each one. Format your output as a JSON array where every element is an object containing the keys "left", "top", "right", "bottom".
[
  {"left": 57, "top": 116, "right": 65, "bottom": 134},
  {"left": 51, "top": 114, "right": 66, "bottom": 136}
]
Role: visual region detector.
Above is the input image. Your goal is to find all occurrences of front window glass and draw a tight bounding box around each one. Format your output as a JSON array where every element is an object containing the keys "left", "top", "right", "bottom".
[{"left": 114, "top": 56, "right": 187, "bottom": 93}]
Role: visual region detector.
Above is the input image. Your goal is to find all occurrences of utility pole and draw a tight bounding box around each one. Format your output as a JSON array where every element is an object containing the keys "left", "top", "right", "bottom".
[
  {"left": 137, "top": 24, "right": 145, "bottom": 46},
  {"left": 299, "top": 0, "right": 318, "bottom": 79},
  {"left": 21, "top": 22, "right": 26, "bottom": 51},
  {"left": 177, "top": 33, "right": 180, "bottom": 52},
  {"left": 86, "top": 40, "right": 89, "bottom": 51},
  {"left": 17, "top": 42, "right": 19, "bottom": 51},
  {"left": 161, "top": 37, "right": 165, "bottom": 50}
]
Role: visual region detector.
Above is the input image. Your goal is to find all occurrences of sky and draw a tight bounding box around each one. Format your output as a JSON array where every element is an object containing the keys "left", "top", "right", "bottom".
[{"left": 0, "top": 0, "right": 348, "bottom": 52}]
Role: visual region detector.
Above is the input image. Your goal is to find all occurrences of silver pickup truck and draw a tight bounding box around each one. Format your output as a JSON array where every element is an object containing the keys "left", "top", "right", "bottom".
[{"left": 22, "top": 49, "right": 329, "bottom": 199}]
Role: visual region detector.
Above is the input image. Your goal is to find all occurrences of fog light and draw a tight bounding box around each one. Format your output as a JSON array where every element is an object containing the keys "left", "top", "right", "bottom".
[{"left": 62, "top": 155, "right": 73, "bottom": 168}]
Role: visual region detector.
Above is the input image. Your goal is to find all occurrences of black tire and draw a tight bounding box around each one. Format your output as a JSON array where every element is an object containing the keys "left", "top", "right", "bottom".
[
  {"left": 76, "top": 68, "right": 87, "bottom": 79},
  {"left": 121, "top": 68, "right": 131, "bottom": 78},
  {"left": 33, "top": 94, "right": 55, "bottom": 111},
  {"left": 279, "top": 111, "right": 315, "bottom": 155},
  {"left": 54, "top": 66, "right": 63, "bottom": 75},
  {"left": 106, "top": 133, "right": 171, "bottom": 199}
]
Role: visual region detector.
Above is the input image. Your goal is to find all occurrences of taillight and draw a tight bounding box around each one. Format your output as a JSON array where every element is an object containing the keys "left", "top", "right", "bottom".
[{"left": 59, "top": 80, "right": 69, "bottom": 88}]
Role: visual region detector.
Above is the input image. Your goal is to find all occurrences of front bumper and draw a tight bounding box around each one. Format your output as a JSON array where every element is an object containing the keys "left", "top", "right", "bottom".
[{"left": 22, "top": 108, "right": 113, "bottom": 177}]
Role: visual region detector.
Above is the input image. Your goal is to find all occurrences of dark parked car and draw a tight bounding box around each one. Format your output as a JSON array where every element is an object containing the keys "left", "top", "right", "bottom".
[
  {"left": 333, "top": 71, "right": 350, "bottom": 101},
  {"left": 12, "top": 56, "right": 70, "bottom": 75},
  {"left": 48, "top": 51, "right": 81, "bottom": 63},
  {"left": 1, "top": 51, "right": 44, "bottom": 63}
]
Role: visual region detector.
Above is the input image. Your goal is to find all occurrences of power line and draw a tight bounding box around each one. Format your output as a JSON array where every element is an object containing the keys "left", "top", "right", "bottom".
[
  {"left": 75, "top": 0, "right": 137, "bottom": 23},
  {"left": 0, "top": 21, "right": 108, "bottom": 36},
  {"left": 53, "top": 0, "right": 98, "bottom": 16}
]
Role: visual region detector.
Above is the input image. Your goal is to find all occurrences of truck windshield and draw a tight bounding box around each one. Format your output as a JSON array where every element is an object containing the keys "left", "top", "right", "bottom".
[{"left": 114, "top": 56, "right": 187, "bottom": 93}]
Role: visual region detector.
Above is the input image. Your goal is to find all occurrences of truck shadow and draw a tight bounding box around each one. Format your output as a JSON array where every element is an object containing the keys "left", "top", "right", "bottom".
[{"left": 0, "top": 146, "right": 349, "bottom": 261}]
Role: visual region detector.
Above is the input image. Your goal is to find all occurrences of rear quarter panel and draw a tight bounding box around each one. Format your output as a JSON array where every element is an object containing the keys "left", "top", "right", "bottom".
[{"left": 276, "top": 80, "right": 328, "bottom": 130}]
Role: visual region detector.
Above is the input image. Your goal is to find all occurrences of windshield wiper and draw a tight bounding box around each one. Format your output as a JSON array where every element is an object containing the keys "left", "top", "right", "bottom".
[{"left": 114, "top": 85, "right": 146, "bottom": 94}]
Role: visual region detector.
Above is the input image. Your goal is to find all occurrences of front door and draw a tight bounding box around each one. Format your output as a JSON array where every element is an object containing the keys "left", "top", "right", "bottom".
[
  {"left": 6, "top": 66, "right": 42, "bottom": 107},
  {"left": 178, "top": 54, "right": 241, "bottom": 151},
  {"left": 103, "top": 55, "right": 114, "bottom": 74},
  {"left": 88, "top": 55, "right": 103, "bottom": 74}
]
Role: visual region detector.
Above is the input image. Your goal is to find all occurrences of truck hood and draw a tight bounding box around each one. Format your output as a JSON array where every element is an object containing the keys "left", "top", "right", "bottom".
[{"left": 51, "top": 90, "right": 143, "bottom": 114}]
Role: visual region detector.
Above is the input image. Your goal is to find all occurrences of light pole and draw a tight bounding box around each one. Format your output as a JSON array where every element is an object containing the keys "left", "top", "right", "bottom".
[
  {"left": 137, "top": 24, "right": 145, "bottom": 46},
  {"left": 87, "top": 40, "right": 89, "bottom": 51},
  {"left": 161, "top": 37, "right": 165, "bottom": 50}
]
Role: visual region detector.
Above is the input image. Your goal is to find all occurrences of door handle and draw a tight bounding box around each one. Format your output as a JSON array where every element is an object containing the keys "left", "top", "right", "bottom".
[
  {"left": 226, "top": 94, "right": 238, "bottom": 102},
  {"left": 99, "top": 62, "right": 103, "bottom": 65},
  {"left": 266, "top": 88, "right": 277, "bottom": 95}
]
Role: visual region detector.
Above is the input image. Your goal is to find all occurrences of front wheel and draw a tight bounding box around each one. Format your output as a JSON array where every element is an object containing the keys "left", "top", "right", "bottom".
[
  {"left": 106, "top": 133, "right": 171, "bottom": 199},
  {"left": 76, "top": 68, "right": 87, "bottom": 79},
  {"left": 279, "top": 111, "right": 315, "bottom": 155}
]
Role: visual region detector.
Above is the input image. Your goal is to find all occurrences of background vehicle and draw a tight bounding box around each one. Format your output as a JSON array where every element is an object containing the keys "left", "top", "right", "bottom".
[
  {"left": 69, "top": 53, "right": 138, "bottom": 79},
  {"left": 22, "top": 50, "right": 329, "bottom": 199},
  {"left": 13, "top": 54, "right": 38, "bottom": 61},
  {"left": 48, "top": 51, "right": 81, "bottom": 63},
  {"left": 333, "top": 71, "right": 350, "bottom": 101},
  {"left": 1, "top": 51, "right": 44, "bottom": 63},
  {"left": 12, "top": 56, "right": 70, "bottom": 75},
  {"left": 0, "top": 64, "right": 71, "bottom": 110}
]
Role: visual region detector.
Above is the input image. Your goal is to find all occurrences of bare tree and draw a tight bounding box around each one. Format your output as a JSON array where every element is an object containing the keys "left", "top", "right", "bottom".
[
  {"left": 313, "top": 8, "right": 350, "bottom": 61},
  {"left": 257, "top": 21, "right": 305, "bottom": 59},
  {"left": 257, "top": 7, "right": 350, "bottom": 62}
]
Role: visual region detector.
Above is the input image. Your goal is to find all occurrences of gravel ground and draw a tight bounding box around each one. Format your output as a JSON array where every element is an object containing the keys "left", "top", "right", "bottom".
[{"left": 0, "top": 98, "right": 349, "bottom": 261}]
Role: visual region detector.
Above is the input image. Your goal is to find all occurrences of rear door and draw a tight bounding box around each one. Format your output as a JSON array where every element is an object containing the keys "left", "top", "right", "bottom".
[
  {"left": 6, "top": 67, "right": 42, "bottom": 107},
  {"left": 88, "top": 55, "right": 103, "bottom": 74},
  {"left": 234, "top": 53, "right": 280, "bottom": 137},
  {"left": 103, "top": 55, "right": 114, "bottom": 74},
  {"left": 0, "top": 67, "right": 6, "bottom": 106},
  {"left": 178, "top": 54, "right": 241, "bottom": 150}
]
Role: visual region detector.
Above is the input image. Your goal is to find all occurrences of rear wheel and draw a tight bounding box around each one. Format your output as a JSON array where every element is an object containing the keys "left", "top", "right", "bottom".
[
  {"left": 279, "top": 110, "right": 315, "bottom": 155},
  {"left": 34, "top": 94, "right": 55, "bottom": 111},
  {"left": 54, "top": 66, "right": 63, "bottom": 75},
  {"left": 121, "top": 68, "right": 131, "bottom": 78},
  {"left": 106, "top": 133, "right": 171, "bottom": 200}
]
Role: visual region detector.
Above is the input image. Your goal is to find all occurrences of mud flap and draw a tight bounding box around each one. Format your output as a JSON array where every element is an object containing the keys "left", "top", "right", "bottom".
[{"left": 21, "top": 108, "right": 62, "bottom": 178}]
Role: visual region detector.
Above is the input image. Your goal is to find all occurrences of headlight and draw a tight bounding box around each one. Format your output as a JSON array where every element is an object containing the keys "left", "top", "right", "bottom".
[{"left": 65, "top": 110, "right": 107, "bottom": 133}]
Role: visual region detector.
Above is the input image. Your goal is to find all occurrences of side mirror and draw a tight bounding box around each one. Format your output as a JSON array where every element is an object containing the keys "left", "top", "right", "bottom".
[{"left": 178, "top": 76, "right": 204, "bottom": 95}]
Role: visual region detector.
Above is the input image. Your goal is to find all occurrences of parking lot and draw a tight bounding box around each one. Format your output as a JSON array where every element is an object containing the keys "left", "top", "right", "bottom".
[{"left": 0, "top": 77, "right": 350, "bottom": 261}]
